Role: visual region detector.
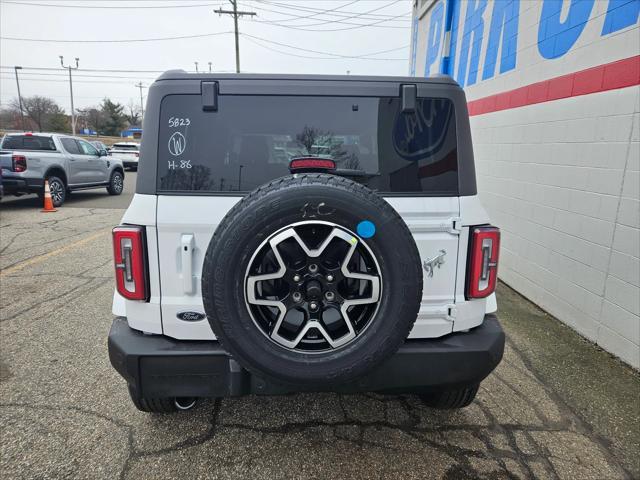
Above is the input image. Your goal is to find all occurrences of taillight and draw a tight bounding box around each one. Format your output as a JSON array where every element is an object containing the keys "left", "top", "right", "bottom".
[
  {"left": 12, "top": 155, "right": 27, "bottom": 172},
  {"left": 289, "top": 157, "right": 336, "bottom": 173},
  {"left": 466, "top": 226, "right": 500, "bottom": 299},
  {"left": 112, "top": 225, "right": 148, "bottom": 301},
  {"left": 134, "top": 152, "right": 139, "bottom": 157}
]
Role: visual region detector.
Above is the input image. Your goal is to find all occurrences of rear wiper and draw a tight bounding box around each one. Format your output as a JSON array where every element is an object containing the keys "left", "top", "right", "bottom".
[{"left": 333, "top": 168, "right": 380, "bottom": 178}]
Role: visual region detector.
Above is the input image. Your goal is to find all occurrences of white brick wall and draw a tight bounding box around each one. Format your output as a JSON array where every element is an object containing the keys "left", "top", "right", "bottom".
[
  {"left": 411, "top": 0, "right": 640, "bottom": 367},
  {"left": 472, "top": 86, "right": 640, "bottom": 368}
]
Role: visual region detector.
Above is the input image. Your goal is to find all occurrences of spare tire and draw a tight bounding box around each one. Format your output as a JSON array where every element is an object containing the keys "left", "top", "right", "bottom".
[{"left": 201, "top": 174, "right": 422, "bottom": 386}]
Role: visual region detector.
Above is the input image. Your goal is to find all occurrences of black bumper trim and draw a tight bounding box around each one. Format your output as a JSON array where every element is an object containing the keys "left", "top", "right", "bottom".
[
  {"left": 108, "top": 315, "right": 505, "bottom": 398},
  {"left": 1, "top": 175, "right": 44, "bottom": 194}
]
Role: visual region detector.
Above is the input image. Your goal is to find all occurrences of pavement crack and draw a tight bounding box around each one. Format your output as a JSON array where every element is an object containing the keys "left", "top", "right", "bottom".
[
  {"left": 0, "top": 277, "right": 111, "bottom": 323},
  {"left": 503, "top": 338, "right": 634, "bottom": 479}
]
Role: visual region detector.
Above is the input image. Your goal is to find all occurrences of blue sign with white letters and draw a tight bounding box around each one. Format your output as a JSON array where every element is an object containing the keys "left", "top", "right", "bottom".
[{"left": 419, "top": 0, "right": 640, "bottom": 87}]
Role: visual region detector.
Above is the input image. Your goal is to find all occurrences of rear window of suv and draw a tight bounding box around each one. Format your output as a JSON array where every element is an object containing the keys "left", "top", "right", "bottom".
[
  {"left": 112, "top": 144, "right": 139, "bottom": 151},
  {"left": 157, "top": 94, "right": 458, "bottom": 195},
  {"left": 1, "top": 135, "right": 56, "bottom": 151}
]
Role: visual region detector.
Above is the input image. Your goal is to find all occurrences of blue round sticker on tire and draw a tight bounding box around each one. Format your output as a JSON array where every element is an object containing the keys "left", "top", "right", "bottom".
[{"left": 357, "top": 220, "right": 376, "bottom": 239}]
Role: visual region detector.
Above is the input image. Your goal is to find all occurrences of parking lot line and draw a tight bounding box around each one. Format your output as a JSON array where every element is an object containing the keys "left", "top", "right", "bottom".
[{"left": 0, "top": 228, "right": 110, "bottom": 277}]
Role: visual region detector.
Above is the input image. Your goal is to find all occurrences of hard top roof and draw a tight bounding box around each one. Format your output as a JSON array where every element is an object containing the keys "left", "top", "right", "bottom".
[{"left": 155, "top": 70, "right": 459, "bottom": 87}]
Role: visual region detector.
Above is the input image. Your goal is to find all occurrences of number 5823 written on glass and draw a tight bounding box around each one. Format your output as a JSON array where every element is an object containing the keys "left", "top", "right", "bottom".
[{"left": 168, "top": 117, "right": 190, "bottom": 128}]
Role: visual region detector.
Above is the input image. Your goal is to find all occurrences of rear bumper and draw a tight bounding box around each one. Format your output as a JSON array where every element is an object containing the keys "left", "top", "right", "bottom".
[
  {"left": 1, "top": 173, "right": 43, "bottom": 194},
  {"left": 108, "top": 315, "right": 505, "bottom": 398}
]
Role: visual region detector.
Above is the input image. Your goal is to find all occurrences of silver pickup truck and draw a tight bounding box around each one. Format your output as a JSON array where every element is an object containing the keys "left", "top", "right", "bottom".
[{"left": 0, "top": 132, "right": 125, "bottom": 207}]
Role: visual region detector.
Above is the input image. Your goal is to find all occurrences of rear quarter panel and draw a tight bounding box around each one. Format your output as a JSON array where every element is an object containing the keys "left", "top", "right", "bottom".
[{"left": 0, "top": 150, "right": 68, "bottom": 182}]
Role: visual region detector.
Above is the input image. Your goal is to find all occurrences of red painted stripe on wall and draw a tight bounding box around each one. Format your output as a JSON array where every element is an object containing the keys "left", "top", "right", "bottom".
[{"left": 467, "top": 55, "right": 640, "bottom": 116}]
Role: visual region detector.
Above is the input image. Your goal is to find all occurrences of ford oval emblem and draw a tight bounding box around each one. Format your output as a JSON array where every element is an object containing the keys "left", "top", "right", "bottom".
[
  {"left": 177, "top": 311, "right": 206, "bottom": 322},
  {"left": 392, "top": 97, "right": 453, "bottom": 161}
]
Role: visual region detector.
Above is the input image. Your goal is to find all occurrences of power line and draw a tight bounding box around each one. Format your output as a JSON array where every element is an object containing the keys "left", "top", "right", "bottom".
[
  {"left": 0, "top": 70, "right": 159, "bottom": 80},
  {"left": 0, "top": 75, "right": 150, "bottom": 84},
  {"left": 0, "top": 66, "right": 167, "bottom": 73},
  {"left": 255, "top": 17, "right": 408, "bottom": 31},
  {"left": 243, "top": 36, "right": 405, "bottom": 61},
  {"left": 1, "top": 1, "right": 220, "bottom": 8},
  {"left": 0, "top": 0, "right": 397, "bottom": 12},
  {"left": 246, "top": 2, "right": 409, "bottom": 32},
  {"left": 248, "top": 0, "right": 409, "bottom": 29},
  {"left": 249, "top": 0, "right": 410, "bottom": 20},
  {"left": 242, "top": 37, "right": 342, "bottom": 60},
  {"left": 278, "top": 0, "right": 360, "bottom": 20},
  {"left": 0, "top": 66, "right": 236, "bottom": 75},
  {"left": 250, "top": 0, "right": 369, "bottom": 25},
  {"left": 0, "top": 30, "right": 234, "bottom": 43},
  {"left": 242, "top": 33, "right": 408, "bottom": 60}
]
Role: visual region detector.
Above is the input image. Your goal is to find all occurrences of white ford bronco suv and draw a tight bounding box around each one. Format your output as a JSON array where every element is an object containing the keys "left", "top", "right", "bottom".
[{"left": 108, "top": 72, "right": 504, "bottom": 413}]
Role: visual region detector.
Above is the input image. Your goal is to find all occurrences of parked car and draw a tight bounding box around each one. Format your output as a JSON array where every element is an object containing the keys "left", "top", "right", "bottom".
[
  {"left": 90, "top": 140, "right": 109, "bottom": 152},
  {"left": 108, "top": 72, "right": 504, "bottom": 413},
  {"left": 0, "top": 132, "right": 125, "bottom": 207},
  {"left": 109, "top": 142, "right": 140, "bottom": 170}
]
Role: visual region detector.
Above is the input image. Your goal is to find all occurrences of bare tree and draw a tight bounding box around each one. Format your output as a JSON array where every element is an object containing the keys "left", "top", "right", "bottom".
[
  {"left": 77, "top": 107, "right": 105, "bottom": 134},
  {"left": 125, "top": 100, "right": 141, "bottom": 126},
  {"left": 0, "top": 105, "right": 30, "bottom": 131},
  {"left": 295, "top": 125, "right": 361, "bottom": 169},
  {"left": 9, "top": 95, "right": 64, "bottom": 132}
]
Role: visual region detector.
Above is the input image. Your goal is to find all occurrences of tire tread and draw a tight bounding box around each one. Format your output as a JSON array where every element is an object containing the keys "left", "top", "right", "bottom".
[
  {"left": 420, "top": 384, "right": 479, "bottom": 409},
  {"left": 202, "top": 174, "right": 423, "bottom": 386}
]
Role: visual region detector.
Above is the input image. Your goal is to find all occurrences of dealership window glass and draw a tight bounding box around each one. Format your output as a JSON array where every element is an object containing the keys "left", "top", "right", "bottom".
[
  {"left": 157, "top": 94, "right": 458, "bottom": 195},
  {"left": 1, "top": 135, "right": 56, "bottom": 151}
]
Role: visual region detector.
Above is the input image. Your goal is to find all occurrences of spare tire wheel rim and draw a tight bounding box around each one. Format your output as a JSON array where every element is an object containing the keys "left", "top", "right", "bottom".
[{"left": 245, "top": 220, "right": 382, "bottom": 353}]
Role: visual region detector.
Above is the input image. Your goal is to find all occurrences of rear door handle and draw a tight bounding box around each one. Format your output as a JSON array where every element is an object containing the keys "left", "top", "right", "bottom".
[{"left": 181, "top": 234, "right": 195, "bottom": 294}]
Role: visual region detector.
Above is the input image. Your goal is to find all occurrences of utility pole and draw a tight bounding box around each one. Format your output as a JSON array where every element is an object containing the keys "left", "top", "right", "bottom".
[
  {"left": 208, "top": 61, "right": 212, "bottom": 73},
  {"left": 135, "top": 82, "right": 146, "bottom": 122},
  {"left": 214, "top": 1, "right": 256, "bottom": 73},
  {"left": 194, "top": 61, "right": 199, "bottom": 73},
  {"left": 238, "top": 164, "right": 243, "bottom": 191},
  {"left": 14, "top": 66, "right": 26, "bottom": 131},
  {"left": 60, "top": 56, "right": 79, "bottom": 135}
]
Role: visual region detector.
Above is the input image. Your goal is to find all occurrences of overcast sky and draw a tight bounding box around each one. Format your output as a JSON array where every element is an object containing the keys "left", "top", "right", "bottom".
[{"left": 0, "top": 0, "right": 411, "bottom": 111}]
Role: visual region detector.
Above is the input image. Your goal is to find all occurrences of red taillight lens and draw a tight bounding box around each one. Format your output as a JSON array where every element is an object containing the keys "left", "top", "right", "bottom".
[
  {"left": 112, "top": 225, "right": 148, "bottom": 301},
  {"left": 289, "top": 157, "right": 336, "bottom": 173},
  {"left": 12, "top": 155, "right": 27, "bottom": 172},
  {"left": 466, "top": 226, "right": 500, "bottom": 299}
]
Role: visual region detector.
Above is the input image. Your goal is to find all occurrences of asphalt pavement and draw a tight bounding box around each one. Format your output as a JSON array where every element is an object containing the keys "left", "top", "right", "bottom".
[{"left": 0, "top": 188, "right": 638, "bottom": 480}]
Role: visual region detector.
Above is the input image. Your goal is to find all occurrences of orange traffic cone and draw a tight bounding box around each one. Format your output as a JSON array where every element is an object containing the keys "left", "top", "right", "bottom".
[{"left": 41, "top": 180, "right": 57, "bottom": 213}]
